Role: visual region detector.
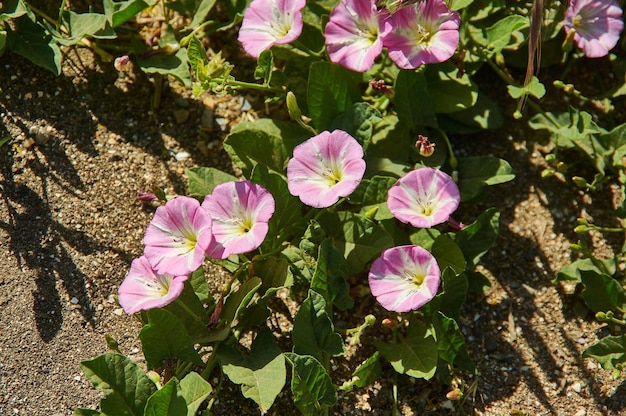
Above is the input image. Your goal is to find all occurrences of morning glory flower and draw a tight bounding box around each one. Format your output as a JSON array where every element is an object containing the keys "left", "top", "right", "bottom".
[
  {"left": 287, "top": 130, "right": 366, "bottom": 208},
  {"left": 387, "top": 167, "right": 460, "bottom": 228},
  {"left": 563, "top": 0, "right": 624, "bottom": 58},
  {"left": 238, "top": 0, "right": 306, "bottom": 58},
  {"left": 118, "top": 256, "right": 188, "bottom": 314},
  {"left": 202, "top": 181, "right": 275, "bottom": 259},
  {"left": 324, "top": 0, "right": 391, "bottom": 72},
  {"left": 143, "top": 196, "right": 213, "bottom": 276},
  {"left": 368, "top": 245, "right": 441, "bottom": 312},
  {"left": 381, "top": 0, "right": 460, "bottom": 69}
]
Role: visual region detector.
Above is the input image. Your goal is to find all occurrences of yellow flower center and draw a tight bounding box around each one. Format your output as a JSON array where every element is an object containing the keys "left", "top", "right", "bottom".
[{"left": 413, "top": 273, "right": 425, "bottom": 287}]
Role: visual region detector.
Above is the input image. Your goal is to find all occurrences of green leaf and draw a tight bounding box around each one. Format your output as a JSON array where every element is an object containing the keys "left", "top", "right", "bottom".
[
  {"left": 180, "top": 372, "right": 213, "bottom": 416},
  {"left": 438, "top": 93, "right": 503, "bottom": 133},
  {"left": 140, "top": 309, "right": 204, "bottom": 369},
  {"left": 80, "top": 353, "right": 157, "bottom": 416},
  {"left": 348, "top": 175, "right": 396, "bottom": 206},
  {"left": 218, "top": 328, "right": 286, "bottom": 412},
  {"left": 457, "top": 156, "right": 515, "bottom": 201},
  {"left": 48, "top": 11, "right": 115, "bottom": 46},
  {"left": 205, "top": 277, "right": 262, "bottom": 343},
  {"left": 284, "top": 353, "right": 336, "bottom": 415},
  {"left": 307, "top": 62, "right": 361, "bottom": 130},
  {"left": 351, "top": 351, "right": 382, "bottom": 388},
  {"left": 431, "top": 234, "right": 466, "bottom": 275},
  {"left": 187, "top": 0, "right": 218, "bottom": 30},
  {"left": 253, "top": 254, "right": 293, "bottom": 294},
  {"left": 163, "top": 281, "right": 210, "bottom": 343},
  {"left": 433, "top": 312, "right": 474, "bottom": 372},
  {"left": 186, "top": 166, "right": 238, "bottom": 198},
  {"left": 483, "top": 15, "right": 529, "bottom": 56},
  {"left": 394, "top": 69, "right": 438, "bottom": 128},
  {"left": 317, "top": 212, "right": 394, "bottom": 275},
  {"left": 254, "top": 49, "right": 273, "bottom": 85},
  {"left": 329, "top": 102, "right": 382, "bottom": 152},
  {"left": 425, "top": 63, "right": 478, "bottom": 113},
  {"left": 409, "top": 228, "right": 441, "bottom": 251},
  {"left": 224, "top": 118, "right": 311, "bottom": 176},
  {"left": 189, "top": 267, "right": 211, "bottom": 303},
  {"left": 507, "top": 76, "right": 546, "bottom": 100},
  {"left": 0, "top": 0, "right": 30, "bottom": 21},
  {"left": 293, "top": 290, "right": 345, "bottom": 358},
  {"left": 135, "top": 27, "right": 191, "bottom": 86},
  {"left": 311, "top": 239, "right": 353, "bottom": 311},
  {"left": 375, "top": 315, "right": 438, "bottom": 379},
  {"left": 6, "top": 14, "right": 61, "bottom": 75},
  {"left": 583, "top": 335, "right": 626, "bottom": 378},
  {"left": 580, "top": 270, "right": 626, "bottom": 313},
  {"left": 554, "top": 257, "right": 617, "bottom": 283},
  {"left": 145, "top": 378, "right": 187, "bottom": 416},
  {"left": 251, "top": 163, "right": 306, "bottom": 249},
  {"left": 528, "top": 107, "right": 605, "bottom": 150},
  {"left": 423, "top": 268, "right": 469, "bottom": 321},
  {"left": 453, "top": 208, "right": 500, "bottom": 268},
  {"left": 103, "top": 0, "right": 153, "bottom": 27}
]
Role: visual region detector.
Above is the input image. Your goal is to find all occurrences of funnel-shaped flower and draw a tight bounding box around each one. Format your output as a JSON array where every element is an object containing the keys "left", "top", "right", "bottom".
[
  {"left": 382, "top": 0, "right": 460, "bottom": 69},
  {"left": 563, "top": 0, "right": 623, "bottom": 58},
  {"left": 287, "top": 130, "right": 366, "bottom": 208},
  {"left": 118, "top": 256, "right": 188, "bottom": 314},
  {"left": 202, "top": 181, "right": 275, "bottom": 259},
  {"left": 368, "top": 245, "right": 441, "bottom": 312},
  {"left": 238, "top": 0, "right": 306, "bottom": 58},
  {"left": 143, "top": 196, "right": 213, "bottom": 276},
  {"left": 387, "top": 167, "right": 460, "bottom": 228},
  {"left": 324, "top": 0, "right": 391, "bottom": 72}
]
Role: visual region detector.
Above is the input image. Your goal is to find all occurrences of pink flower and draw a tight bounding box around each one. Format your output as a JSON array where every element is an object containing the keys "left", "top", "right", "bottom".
[
  {"left": 382, "top": 0, "right": 460, "bottom": 69},
  {"left": 563, "top": 0, "right": 624, "bottom": 58},
  {"left": 143, "top": 196, "right": 213, "bottom": 276},
  {"left": 118, "top": 256, "right": 188, "bottom": 314},
  {"left": 238, "top": 0, "right": 306, "bottom": 58},
  {"left": 368, "top": 245, "right": 441, "bottom": 312},
  {"left": 324, "top": 0, "right": 391, "bottom": 72},
  {"left": 287, "top": 130, "right": 366, "bottom": 208},
  {"left": 202, "top": 181, "right": 275, "bottom": 259},
  {"left": 387, "top": 167, "right": 460, "bottom": 228}
]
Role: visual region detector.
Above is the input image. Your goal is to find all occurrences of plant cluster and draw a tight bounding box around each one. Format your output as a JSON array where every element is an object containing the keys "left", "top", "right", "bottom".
[{"left": 2, "top": 0, "right": 626, "bottom": 414}]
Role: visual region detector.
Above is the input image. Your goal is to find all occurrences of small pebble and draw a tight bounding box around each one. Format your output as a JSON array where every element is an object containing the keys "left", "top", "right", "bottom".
[{"left": 175, "top": 151, "right": 190, "bottom": 161}]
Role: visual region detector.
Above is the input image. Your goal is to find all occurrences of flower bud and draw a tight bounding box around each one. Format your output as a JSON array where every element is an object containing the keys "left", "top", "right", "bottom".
[
  {"left": 541, "top": 168, "right": 555, "bottom": 178},
  {"left": 364, "top": 314, "right": 376, "bottom": 326},
  {"left": 446, "top": 388, "right": 463, "bottom": 401},
  {"left": 574, "top": 225, "right": 588, "bottom": 234},
  {"left": 286, "top": 91, "right": 302, "bottom": 121},
  {"left": 572, "top": 176, "right": 589, "bottom": 188},
  {"left": 382, "top": 318, "right": 397, "bottom": 329},
  {"left": 415, "top": 135, "right": 435, "bottom": 157},
  {"left": 114, "top": 55, "right": 130, "bottom": 72},
  {"left": 595, "top": 311, "right": 607, "bottom": 321},
  {"left": 137, "top": 190, "right": 159, "bottom": 202},
  {"left": 576, "top": 217, "right": 589, "bottom": 225},
  {"left": 562, "top": 28, "right": 576, "bottom": 53}
]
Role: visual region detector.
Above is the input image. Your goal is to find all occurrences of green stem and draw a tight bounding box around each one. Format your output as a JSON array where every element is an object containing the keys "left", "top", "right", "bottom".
[
  {"left": 174, "top": 297, "right": 206, "bottom": 328},
  {"left": 434, "top": 127, "right": 457, "bottom": 171},
  {"left": 219, "top": 79, "right": 285, "bottom": 95},
  {"left": 291, "top": 39, "right": 324, "bottom": 58},
  {"left": 180, "top": 20, "right": 216, "bottom": 47}
]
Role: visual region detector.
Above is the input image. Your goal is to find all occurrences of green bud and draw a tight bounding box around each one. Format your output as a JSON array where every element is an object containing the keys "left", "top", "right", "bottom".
[
  {"left": 572, "top": 176, "right": 589, "bottom": 188},
  {"left": 364, "top": 206, "right": 379, "bottom": 220},
  {"left": 576, "top": 217, "right": 589, "bottom": 225},
  {"left": 105, "top": 334, "right": 120, "bottom": 352},
  {"left": 364, "top": 314, "right": 376, "bottom": 326},
  {"left": 286, "top": 91, "right": 302, "bottom": 121},
  {"left": 545, "top": 154, "right": 556, "bottom": 163},
  {"left": 556, "top": 162, "right": 568, "bottom": 173},
  {"left": 574, "top": 225, "right": 588, "bottom": 234},
  {"left": 553, "top": 80, "right": 566, "bottom": 89},
  {"left": 596, "top": 311, "right": 607, "bottom": 321},
  {"left": 513, "top": 110, "right": 523, "bottom": 120},
  {"left": 147, "top": 370, "right": 162, "bottom": 388},
  {"left": 541, "top": 168, "right": 555, "bottom": 178}
]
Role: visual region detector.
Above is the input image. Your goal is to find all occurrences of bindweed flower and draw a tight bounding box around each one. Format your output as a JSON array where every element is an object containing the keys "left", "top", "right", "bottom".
[
  {"left": 238, "top": 0, "right": 306, "bottom": 58},
  {"left": 143, "top": 196, "right": 213, "bottom": 276},
  {"left": 387, "top": 167, "right": 460, "bottom": 228},
  {"left": 415, "top": 135, "right": 435, "bottom": 157},
  {"left": 202, "top": 181, "right": 275, "bottom": 259},
  {"left": 382, "top": 0, "right": 460, "bottom": 69},
  {"left": 324, "top": 0, "right": 391, "bottom": 72},
  {"left": 563, "top": 0, "right": 624, "bottom": 58},
  {"left": 287, "top": 130, "right": 366, "bottom": 208},
  {"left": 118, "top": 256, "right": 188, "bottom": 314},
  {"left": 368, "top": 245, "right": 441, "bottom": 312}
]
